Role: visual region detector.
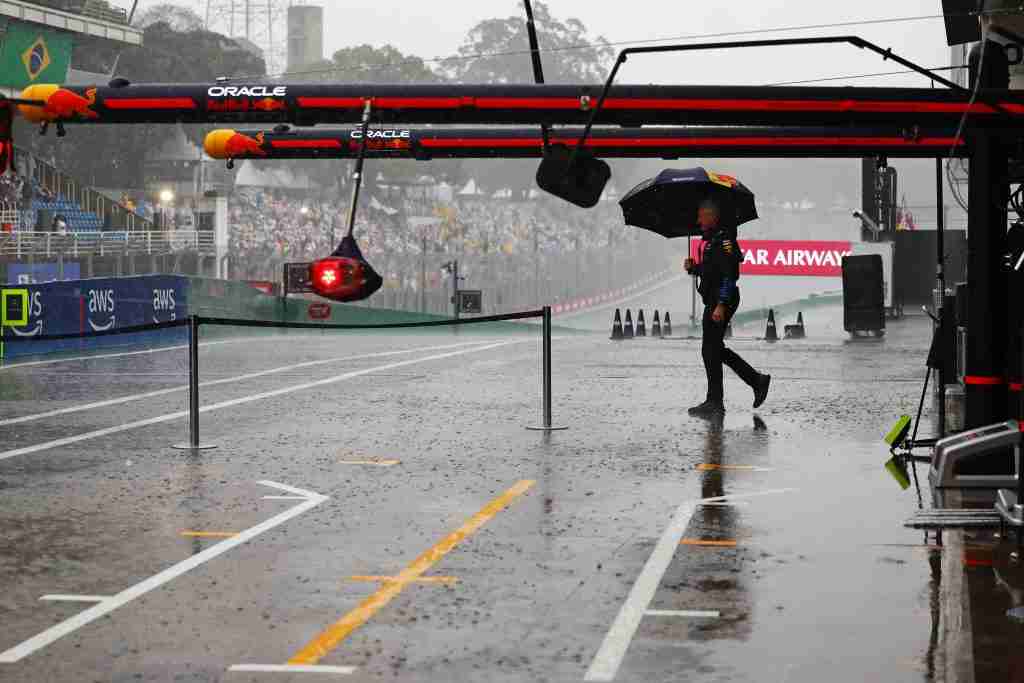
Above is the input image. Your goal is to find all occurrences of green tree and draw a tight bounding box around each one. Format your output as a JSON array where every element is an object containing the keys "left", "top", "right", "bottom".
[
  {"left": 442, "top": 2, "right": 617, "bottom": 200},
  {"left": 14, "top": 20, "right": 266, "bottom": 189},
  {"left": 290, "top": 44, "right": 442, "bottom": 84},
  {"left": 133, "top": 4, "right": 205, "bottom": 32},
  {"left": 442, "top": 1, "right": 613, "bottom": 84}
]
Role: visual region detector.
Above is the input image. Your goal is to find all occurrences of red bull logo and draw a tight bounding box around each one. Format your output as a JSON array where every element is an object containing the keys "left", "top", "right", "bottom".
[
  {"left": 252, "top": 97, "right": 286, "bottom": 112},
  {"left": 18, "top": 85, "right": 99, "bottom": 123},
  {"left": 347, "top": 138, "right": 411, "bottom": 152},
  {"left": 203, "top": 129, "right": 267, "bottom": 159},
  {"left": 706, "top": 171, "right": 737, "bottom": 188}
]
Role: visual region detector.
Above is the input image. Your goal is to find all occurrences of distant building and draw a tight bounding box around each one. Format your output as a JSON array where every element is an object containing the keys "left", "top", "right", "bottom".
[{"left": 287, "top": 3, "right": 322, "bottom": 74}]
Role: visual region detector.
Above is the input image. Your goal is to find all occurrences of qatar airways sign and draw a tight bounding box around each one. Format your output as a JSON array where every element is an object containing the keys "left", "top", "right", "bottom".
[{"left": 689, "top": 240, "right": 852, "bottom": 277}]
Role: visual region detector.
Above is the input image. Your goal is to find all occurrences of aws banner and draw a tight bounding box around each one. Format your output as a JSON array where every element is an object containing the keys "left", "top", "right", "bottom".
[
  {"left": 0, "top": 20, "right": 72, "bottom": 89},
  {"left": 1, "top": 275, "right": 188, "bottom": 360},
  {"left": 690, "top": 239, "right": 852, "bottom": 277}
]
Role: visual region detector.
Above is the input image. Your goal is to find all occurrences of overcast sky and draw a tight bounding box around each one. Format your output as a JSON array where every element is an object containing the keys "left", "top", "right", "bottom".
[
  {"left": 156, "top": 0, "right": 954, "bottom": 87},
  {"left": 314, "top": 0, "right": 952, "bottom": 88}
]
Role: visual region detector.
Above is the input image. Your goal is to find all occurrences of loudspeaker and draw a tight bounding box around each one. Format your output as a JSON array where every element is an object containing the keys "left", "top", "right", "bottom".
[
  {"left": 842, "top": 254, "right": 885, "bottom": 333},
  {"left": 535, "top": 144, "right": 610, "bottom": 209},
  {"left": 969, "top": 39, "right": 1009, "bottom": 89},
  {"left": 941, "top": 0, "right": 981, "bottom": 46}
]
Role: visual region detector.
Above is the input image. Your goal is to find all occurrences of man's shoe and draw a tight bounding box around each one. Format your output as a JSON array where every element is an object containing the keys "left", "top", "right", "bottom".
[
  {"left": 688, "top": 400, "right": 725, "bottom": 417},
  {"left": 753, "top": 373, "right": 771, "bottom": 408}
]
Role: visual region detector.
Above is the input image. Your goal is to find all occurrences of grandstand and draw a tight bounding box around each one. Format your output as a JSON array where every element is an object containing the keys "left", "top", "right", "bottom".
[
  {"left": 0, "top": 0, "right": 147, "bottom": 259},
  {"left": 12, "top": 147, "right": 151, "bottom": 233},
  {"left": 30, "top": 0, "right": 130, "bottom": 25}
]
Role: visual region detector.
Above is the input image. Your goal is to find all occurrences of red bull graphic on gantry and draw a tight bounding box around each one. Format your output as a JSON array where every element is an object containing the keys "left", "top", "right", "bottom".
[
  {"left": 11, "top": 81, "right": 1024, "bottom": 131},
  {"left": 200, "top": 125, "right": 968, "bottom": 161}
]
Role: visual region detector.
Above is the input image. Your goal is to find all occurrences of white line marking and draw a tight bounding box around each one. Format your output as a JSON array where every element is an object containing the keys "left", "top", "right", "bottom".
[
  {"left": 38, "top": 595, "right": 109, "bottom": 603},
  {"left": 0, "top": 335, "right": 273, "bottom": 373},
  {"left": 584, "top": 488, "right": 795, "bottom": 682},
  {"left": 0, "top": 481, "right": 326, "bottom": 663},
  {"left": 556, "top": 275, "right": 684, "bottom": 320},
  {"left": 0, "top": 339, "right": 520, "bottom": 462},
  {"left": 698, "top": 501, "right": 749, "bottom": 507},
  {"left": 645, "top": 610, "right": 720, "bottom": 618},
  {"left": 262, "top": 495, "right": 308, "bottom": 501},
  {"left": 0, "top": 339, "right": 500, "bottom": 427},
  {"left": 228, "top": 664, "right": 356, "bottom": 675},
  {"left": 337, "top": 459, "right": 400, "bottom": 466}
]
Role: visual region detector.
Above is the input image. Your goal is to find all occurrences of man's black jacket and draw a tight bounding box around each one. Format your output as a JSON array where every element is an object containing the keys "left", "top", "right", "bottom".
[{"left": 694, "top": 229, "right": 742, "bottom": 307}]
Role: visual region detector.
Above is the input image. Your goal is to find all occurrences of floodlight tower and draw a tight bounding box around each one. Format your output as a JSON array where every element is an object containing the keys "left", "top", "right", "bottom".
[{"left": 202, "top": 0, "right": 292, "bottom": 74}]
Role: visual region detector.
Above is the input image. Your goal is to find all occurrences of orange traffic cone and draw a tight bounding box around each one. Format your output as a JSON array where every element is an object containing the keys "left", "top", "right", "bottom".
[
  {"left": 783, "top": 311, "right": 806, "bottom": 339},
  {"left": 636, "top": 309, "right": 646, "bottom": 337},
  {"left": 652, "top": 310, "right": 662, "bottom": 338},
  {"left": 663, "top": 312, "right": 672, "bottom": 337},
  {"left": 610, "top": 308, "right": 624, "bottom": 340},
  {"left": 624, "top": 309, "right": 635, "bottom": 339},
  {"left": 765, "top": 309, "right": 778, "bottom": 342}
]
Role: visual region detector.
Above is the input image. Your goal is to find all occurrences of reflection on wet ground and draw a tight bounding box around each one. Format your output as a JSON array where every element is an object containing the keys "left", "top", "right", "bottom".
[{"left": 0, "top": 308, "right": 964, "bottom": 681}]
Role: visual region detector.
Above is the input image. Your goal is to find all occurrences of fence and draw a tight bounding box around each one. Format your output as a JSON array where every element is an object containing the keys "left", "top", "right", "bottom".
[
  {"left": 0, "top": 208, "right": 18, "bottom": 232},
  {"left": 0, "top": 230, "right": 215, "bottom": 258},
  {"left": 226, "top": 232, "right": 678, "bottom": 317},
  {"left": 0, "top": 306, "right": 563, "bottom": 445}
]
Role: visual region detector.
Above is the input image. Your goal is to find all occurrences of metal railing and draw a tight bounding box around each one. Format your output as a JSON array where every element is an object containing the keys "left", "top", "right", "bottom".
[
  {"left": 0, "top": 208, "right": 19, "bottom": 231},
  {"left": 0, "top": 230, "right": 215, "bottom": 257},
  {"left": 14, "top": 148, "right": 154, "bottom": 233},
  {"left": 29, "top": 0, "right": 129, "bottom": 24}
]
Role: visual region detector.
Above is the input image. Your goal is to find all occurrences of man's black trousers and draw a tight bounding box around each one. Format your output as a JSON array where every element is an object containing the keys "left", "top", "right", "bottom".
[{"left": 701, "top": 295, "right": 760, "bottom": 402}]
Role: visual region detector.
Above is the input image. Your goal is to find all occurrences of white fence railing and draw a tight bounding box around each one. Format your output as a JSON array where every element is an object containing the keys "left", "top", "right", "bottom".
[
  {"left": 0, "top": 231, "right": 216, "bottom": 258},
  {"left": 0, "top": 208, "right": 19, "bottom": 231}
]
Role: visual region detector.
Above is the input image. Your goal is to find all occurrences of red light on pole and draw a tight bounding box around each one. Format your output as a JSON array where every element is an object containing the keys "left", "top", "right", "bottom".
[{"left": 309, "top": 256, "right": 382, "bottom": 302}]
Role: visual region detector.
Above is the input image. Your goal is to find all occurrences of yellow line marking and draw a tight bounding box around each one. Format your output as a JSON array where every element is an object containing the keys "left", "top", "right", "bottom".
[
  {"left": 338, "top": 460, "right": 401, "bottom": 466},
  {"left": 179, "top": 531, "right": 239, "bottom": 538},
  {"left": 697, "top": 464, "right": 767, "bottom": 471},
  {"left": 288, "top": 479, "right": 535, "bottom": 665},
  {"left": 680, "top": 538, "right": 737, "bottom": 547},
  {"left": 348, "top": 575, "right": 459, "bottom": 585}
]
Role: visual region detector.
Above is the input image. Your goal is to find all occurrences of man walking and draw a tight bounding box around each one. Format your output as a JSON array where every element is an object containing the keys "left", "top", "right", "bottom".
[{"left": 684, "top": 199, "right": 770, "bottom": 417}]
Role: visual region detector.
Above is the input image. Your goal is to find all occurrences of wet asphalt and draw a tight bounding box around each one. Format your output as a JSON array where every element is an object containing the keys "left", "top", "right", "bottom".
[{"left": 0, "top": 308, "right": 945, "bottom": 682}]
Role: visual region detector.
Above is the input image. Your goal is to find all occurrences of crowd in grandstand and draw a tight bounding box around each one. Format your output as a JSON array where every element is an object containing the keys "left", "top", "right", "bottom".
[
  {"left": 226, "top": 187, "right": 627, "bottom": 281},
  {"left": 0, "top": 173, "right": 25, "bottom": 213}
]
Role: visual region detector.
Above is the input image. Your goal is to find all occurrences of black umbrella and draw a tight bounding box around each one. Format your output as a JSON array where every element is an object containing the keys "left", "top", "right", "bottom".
[{"left": 618, "top": 167, "right": 758, "bottom": 238}]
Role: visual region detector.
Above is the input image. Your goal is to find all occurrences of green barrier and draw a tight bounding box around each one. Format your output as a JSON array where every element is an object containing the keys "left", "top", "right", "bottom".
[
  {"left": 730, "top": 292, "right": 843, "bottom": 329},
  {"left": 186, "top": 277, "right": 544, "bottom": 336}
]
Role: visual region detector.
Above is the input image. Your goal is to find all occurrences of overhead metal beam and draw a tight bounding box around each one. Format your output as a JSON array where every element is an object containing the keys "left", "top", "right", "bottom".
[
  {"left": 16, "top": 82, "right": 1024, "bottom": 130},
  {"left": 202, "top": 125, "right": 971, "bottom": 160}
]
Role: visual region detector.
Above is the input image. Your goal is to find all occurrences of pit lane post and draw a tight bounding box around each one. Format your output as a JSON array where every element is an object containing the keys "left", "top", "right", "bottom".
[
  {"left": 173, "top": 315, "right": 216, "bottom": 451},
  {"left": 527, "top": 305, "right": 567, "bottom": 432}
]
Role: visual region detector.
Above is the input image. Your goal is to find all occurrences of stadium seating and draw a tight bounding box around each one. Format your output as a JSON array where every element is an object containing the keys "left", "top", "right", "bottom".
[{"left": 30, "top": 196, "right": 105, "bottom": 232}]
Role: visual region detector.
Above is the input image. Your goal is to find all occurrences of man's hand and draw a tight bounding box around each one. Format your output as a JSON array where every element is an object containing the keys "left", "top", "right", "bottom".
[
  {"left": 712, "top": 304, "right": 727, "bottom": 323},
  {"left": 684, "top": 257, "right": 696, "bottom": 274}
]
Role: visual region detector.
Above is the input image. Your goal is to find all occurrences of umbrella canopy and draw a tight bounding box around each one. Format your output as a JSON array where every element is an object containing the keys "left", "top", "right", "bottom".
[{"left": 619, "top": 167, "right": 758, "bottom": 238}]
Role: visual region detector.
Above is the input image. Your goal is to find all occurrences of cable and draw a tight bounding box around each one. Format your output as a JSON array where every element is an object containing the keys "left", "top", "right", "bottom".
[
  {"left": 945, "top": 21, "right": 990, "bottom": 214},
  {"left": 947, "top": 159, "right": 968, "bottom": 213},
  {"left": 219, "top": 11, "right": 997, "bottom": 82},
  {"left": 767, "top": 64, "right": 966, "bottom": 87}
]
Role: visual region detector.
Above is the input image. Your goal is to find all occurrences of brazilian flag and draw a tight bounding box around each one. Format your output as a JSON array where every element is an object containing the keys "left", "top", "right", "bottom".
[{"left": 0, "top": 21, "right": 72, "bottom": 89}]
